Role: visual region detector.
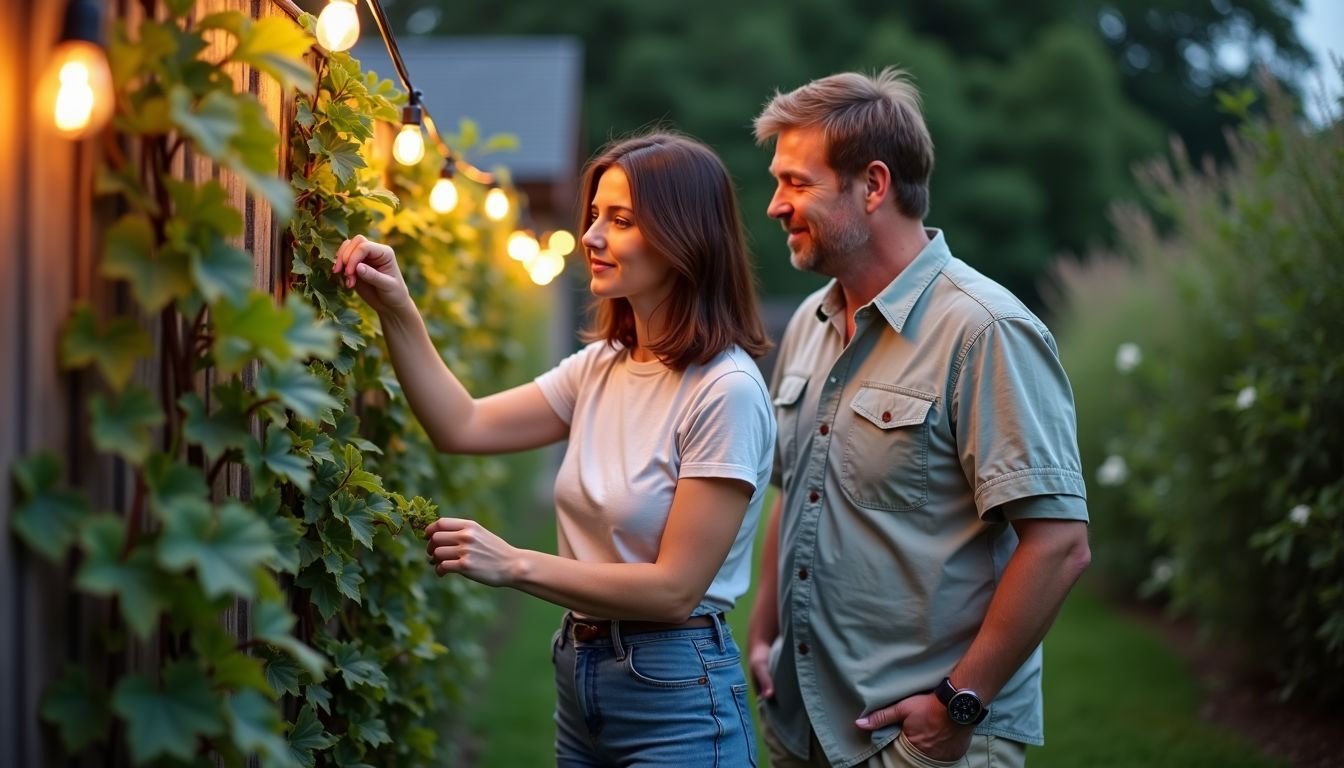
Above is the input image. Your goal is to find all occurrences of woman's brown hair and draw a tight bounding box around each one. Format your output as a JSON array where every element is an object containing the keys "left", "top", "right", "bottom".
[{"left": 578, "top": 131, "right": 771, "bottom": 369}]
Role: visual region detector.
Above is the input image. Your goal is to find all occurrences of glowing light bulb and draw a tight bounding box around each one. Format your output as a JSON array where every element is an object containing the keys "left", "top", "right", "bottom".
[
  {"left": 528, "top": 250, "right": 566, "bottom": 285},
  {"left": 38, "top": 40, "right": 112, "bottom": 139},
  {"left": 546, "top": 229, "right": 577, "bottom": 256},
  {"left": 393, "top": 124, "right": 425, "bottom": 165},
  {"left": 484, "top": 187, "right": 510, "bottom": 221},
  {"left": 430, "top": 176, "right": 459, "bottom": 213},
  {"left": 507, "top": 231, "right": 540, "bottom": 262},
  {"left": 315, "top": 0, "right": 360, "bottom": 52}
]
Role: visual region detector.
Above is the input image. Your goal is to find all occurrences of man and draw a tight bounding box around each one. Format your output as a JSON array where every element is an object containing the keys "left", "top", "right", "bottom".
[{"left": 747, "top": 68, "right": 1092, "bottom": 768}]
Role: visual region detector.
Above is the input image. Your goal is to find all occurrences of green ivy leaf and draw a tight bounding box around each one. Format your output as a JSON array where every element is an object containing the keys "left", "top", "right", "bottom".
[
  {"left": 163, "top": 0, "right": 196, "bottom": 18},
  {"left": 482, "top": 133, "right": 521, "bottom": 153},
  {"left": 62, "top": 307, "right": 152, "bottom": 391},
  {"left": 295, "top": 98, "right": 316, "bottom": 129},
  {"left": 262, "top": 650, "right": 303, "bottom": 697},
  {"left": 111, "top": 664, "right": 225, "bottom": 763},
  {"left": 226, "top": 690, "right": 298, "bottom": 768},
  {"left": 286, "top": 295, "right": 341, "bottom": 360},
  {"left": 330, "top": 642, "right": 388, "bottom": 689},
  {"left": 231, "top": 98, "right": 293, "bottom": 223},
  {"left": 304, "top": 684, "right": 332, "bottom": 715},
  {"left": 257, "top": 361, "right": 339, "bottom": 422},
  {"left": 323, "top": 101, "right": 373, "bottom": 141},
  {"left": 40, "top": 667, "right": 110, "bottom": 750},
  {"left": 180, "top": 392, "right": 252, "bottom": 457},
  {"left": 101, "top": 213, "right": 194, "bottom": 313},
  {"left": 158, "top": 501, "right": 277, "bottom": 599},
  {"left": 89, "top": 385, "right": 164, "bottom": 464},
  {"left": 307, "top": 131, "right": 365, "bottom": 185},
  {"left": 264, "top": 512, "right": 304, "bottom": 575},
  {"left": 331, "top": 494, "right": 375, "bottom": 550},
  {"left": 10, "top": 452, "right": 89, "bottom": 561},
  {"left": 75, "top": 517, "right": 167, "bottom": 639},
  {"left": 192, "top": 239, "right": 253, "bottom": 308},
  {"left": 168, "top": 178, "right": 245, "bottom": 238},
  {"left": 245, "top": 423, "right": 315, "bottom": 491},
  {"left": 170, "top": 86, "right": 241, "bottom": 160},
  {"left": 213, "top": 294, "right": 293, "bottom": 374},
  {"left": 285, "top": 705, "right": 336, "bottom": 768},
  {"left": 117, "top": 93, "right": 173, "bottom": 134},
  {"left": 253, "top": 597, "right": 328, "bottom": 680},
  {"left": 144, "top": 454, "right": 211, "bottom": 523},
  {"left": 352, "top": 714, "right": 390, "bottom": 747},
  {"left": 212, "top": 650, "right": 271, "bottom": 693},
  {"left": 295, "top": 561, "right": 342, "bottom": 621},
  {"left": 228, "top": 16, "right": 315, "bottom": 93}
]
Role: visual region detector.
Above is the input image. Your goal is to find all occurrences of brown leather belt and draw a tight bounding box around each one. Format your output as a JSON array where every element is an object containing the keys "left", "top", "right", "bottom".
[{"left": 569, "top": 614, "right": 718, "bottom": 642}]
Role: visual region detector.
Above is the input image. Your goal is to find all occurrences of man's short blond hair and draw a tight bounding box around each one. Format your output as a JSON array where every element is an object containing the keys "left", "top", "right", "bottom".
[{"left": 754, "top": 67, "right": 935, "bottom": 219}]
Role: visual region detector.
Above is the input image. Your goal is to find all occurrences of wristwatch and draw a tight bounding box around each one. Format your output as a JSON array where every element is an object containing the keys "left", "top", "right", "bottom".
[{"left": 934, "top": 677, "right": 988, "bottom": 725}]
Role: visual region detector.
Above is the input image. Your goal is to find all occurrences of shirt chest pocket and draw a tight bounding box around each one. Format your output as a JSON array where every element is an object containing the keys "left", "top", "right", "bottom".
[{"left": 841, "top": 384, "right": 936, "bottom": 511}]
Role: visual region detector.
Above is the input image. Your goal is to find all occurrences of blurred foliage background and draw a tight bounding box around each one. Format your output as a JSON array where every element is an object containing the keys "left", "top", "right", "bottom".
[{"left": 379, "top": 0, "right": 1314, "bottom": 307}]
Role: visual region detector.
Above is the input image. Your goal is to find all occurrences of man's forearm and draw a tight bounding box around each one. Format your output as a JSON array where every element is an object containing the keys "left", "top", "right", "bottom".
[{"left": 949, "top": 518, "right": 1090, "bottom": 701}]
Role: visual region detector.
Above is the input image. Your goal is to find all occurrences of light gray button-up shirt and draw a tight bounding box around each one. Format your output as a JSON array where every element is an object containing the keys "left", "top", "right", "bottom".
[{"left": 762, "top": 230, "right": 1089, "bottom": 767}]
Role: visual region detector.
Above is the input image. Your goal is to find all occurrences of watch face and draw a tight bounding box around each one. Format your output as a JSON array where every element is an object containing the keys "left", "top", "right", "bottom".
[{"left": 947, "top": 691, "right": 982, "bottom": 725}]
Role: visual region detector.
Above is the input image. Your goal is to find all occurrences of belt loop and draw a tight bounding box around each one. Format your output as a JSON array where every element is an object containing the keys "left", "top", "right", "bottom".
[
  {"left": 711, "top": 612, "right": 726, "bottom": 653},
  {"left": 559, "top": 612, "right": 572, "bottom": 650},
  {"left": 611, "top": 619, "right": 627, "bottom": 660}
]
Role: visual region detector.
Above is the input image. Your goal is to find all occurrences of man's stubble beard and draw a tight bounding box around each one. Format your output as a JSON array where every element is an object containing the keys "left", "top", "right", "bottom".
[{"left": 790, "top": 203, "right": 870, "bottom": 278}]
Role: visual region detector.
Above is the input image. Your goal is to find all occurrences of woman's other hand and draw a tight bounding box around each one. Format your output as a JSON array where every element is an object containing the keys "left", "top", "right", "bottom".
[
  {"left": 333, "top": 235, "right": 413, "bottom": 316},
  {"left": 425, "top": 518, "right": 522, "bottom": 588}
]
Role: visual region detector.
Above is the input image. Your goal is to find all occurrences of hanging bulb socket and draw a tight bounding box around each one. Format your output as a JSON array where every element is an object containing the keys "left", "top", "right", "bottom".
[
  {"left": 61, "top": 0, "right": 103, "bottom": 43},
  {"left": 392, "top": 91, "right": 426, "bottom": 166}
]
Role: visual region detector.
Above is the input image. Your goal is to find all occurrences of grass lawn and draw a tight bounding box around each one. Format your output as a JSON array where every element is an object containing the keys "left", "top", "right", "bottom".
[{"left": 469, "top": 493, "right": 1283, "bottom": 767}]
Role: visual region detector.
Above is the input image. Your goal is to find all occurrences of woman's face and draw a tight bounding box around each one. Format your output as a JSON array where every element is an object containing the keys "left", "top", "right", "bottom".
[{"left": 582, "top": 167, "right": 675, "bottom": 315}]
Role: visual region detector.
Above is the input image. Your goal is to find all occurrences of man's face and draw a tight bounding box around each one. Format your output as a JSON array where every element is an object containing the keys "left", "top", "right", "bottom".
[{"left": 766, "top": 126, "right": 869, "bottom": 276}]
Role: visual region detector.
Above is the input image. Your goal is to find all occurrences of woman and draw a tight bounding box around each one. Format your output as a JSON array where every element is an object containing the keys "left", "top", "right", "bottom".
[{"left": 333, "top": 131, "right": 774, "bottom": 766}]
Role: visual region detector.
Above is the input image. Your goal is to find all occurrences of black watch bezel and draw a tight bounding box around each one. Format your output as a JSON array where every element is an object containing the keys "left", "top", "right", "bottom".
[{"left": 934, "top": 677, "right": 988, "bottom": 725}]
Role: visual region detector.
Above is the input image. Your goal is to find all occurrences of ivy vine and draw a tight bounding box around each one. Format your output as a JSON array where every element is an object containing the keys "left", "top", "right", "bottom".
[{"left": 11, "top": 3, "right": 526, "bottom": 766}]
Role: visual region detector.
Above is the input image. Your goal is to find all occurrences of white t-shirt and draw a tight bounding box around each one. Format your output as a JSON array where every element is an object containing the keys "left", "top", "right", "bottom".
[{"left": 534, "top": 341, "right": 775, "bottom": 615}]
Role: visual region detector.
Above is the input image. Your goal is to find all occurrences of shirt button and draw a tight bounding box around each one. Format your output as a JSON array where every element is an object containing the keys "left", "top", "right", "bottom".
[
  {"left": 798, "top": 568, "right": 809, "bottom": 580},
  {"left": 818, "top": 423, "right": 829, "bottom": 436},
  {"left": 798, "top": 642, "right": 810, "bottom": 655},
  {"left": 829, "top": 376, "right": 838, "bottom": 384},
  {"left": 881, "top": 411, "right": 892, "bottom": 423},
  {"left": 808, "top": 489, "right": 820, "bottom": 503}
]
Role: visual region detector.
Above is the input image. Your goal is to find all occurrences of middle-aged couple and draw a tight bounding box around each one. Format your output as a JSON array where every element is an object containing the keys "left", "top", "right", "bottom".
[{"left": 332, "top": 68, "right": 1092, "bottom": 768}]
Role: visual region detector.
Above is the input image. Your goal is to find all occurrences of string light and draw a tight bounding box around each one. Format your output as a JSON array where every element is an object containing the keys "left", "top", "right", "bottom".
[
  {"left": 392, "top": 93, "right": 426, "bottom": 166},
  {"left": 546, "top": 229, "right": 576, "bottom": 256},
  {"left": 484, "top": 186, "right": 510, "bottom": 221},
  {"left": 507, "top": 230, "right": 540, "bottom": 262},
  {"left": 37, "top": 0, "right": 113, "bottom": 139},
  {"left": 315, "top": 0, "right": 360, "bottom": 52},
  {"left": 429, "top": 161, "right": 459, "bottom": 213}
]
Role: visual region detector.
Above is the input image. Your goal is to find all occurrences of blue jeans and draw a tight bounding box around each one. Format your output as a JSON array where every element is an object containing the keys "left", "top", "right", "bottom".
[{"left": 551, "top": 612, "right": 758, "bottom": 767}]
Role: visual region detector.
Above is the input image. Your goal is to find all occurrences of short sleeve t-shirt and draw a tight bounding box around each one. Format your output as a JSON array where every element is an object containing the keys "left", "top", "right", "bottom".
[{"left": 535, "top": 341, "right": 776, "bottom": 615}]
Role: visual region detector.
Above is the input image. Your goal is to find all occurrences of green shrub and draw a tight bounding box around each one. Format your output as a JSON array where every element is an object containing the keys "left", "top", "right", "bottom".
[{"left": 1051, "top": 74, "right": 1344, "bottom": 703}]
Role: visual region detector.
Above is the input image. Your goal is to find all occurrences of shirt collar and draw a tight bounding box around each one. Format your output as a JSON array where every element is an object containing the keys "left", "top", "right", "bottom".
[{"left": 814, "top": 228, "right": 951, "bottom": 333}]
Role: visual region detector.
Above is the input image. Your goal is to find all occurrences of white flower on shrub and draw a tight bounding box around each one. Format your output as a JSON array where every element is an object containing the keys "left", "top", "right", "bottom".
[
  {"left": 1097, "top": 454, "right": 1129, "bottom": 486},
  {"left": 1114, "top": 342, "right": 1142, "bottom": 374},
  {"left": 1150, "top": 558, "right": 1175, "bottom": 587},
  {"left": 1235, "top": 386, "right": 1256, "bottom": 410},
  {"left": 1289, "top": 504, "right": 1311, "bottom": 527}
]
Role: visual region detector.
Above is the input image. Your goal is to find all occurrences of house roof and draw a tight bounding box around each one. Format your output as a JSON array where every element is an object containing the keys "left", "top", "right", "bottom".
[{"left": 351, "top": 36, "right": 584, "bottom": 185}]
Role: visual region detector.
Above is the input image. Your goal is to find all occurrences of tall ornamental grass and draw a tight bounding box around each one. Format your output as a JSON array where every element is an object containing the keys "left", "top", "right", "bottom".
[{"left": 1050, "top": 74, "right": 1344, "bottom": 703}]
